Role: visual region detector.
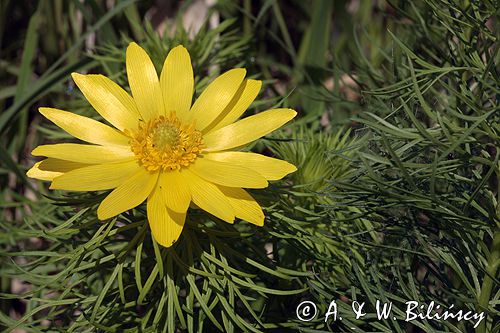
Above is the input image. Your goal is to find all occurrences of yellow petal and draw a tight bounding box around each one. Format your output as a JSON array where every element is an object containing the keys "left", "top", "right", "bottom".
[
  {"left": 27, "top": 158, "right": 88, "bottom": 181},
  {"left": 207, "top": 79, "right": 262, "bottom": 132},
  {"left": 72, "top": 73, "right": 140, "bottom": 131},
  {"left": 160, "top": 45, "right": 193, "bottom": 120},
  {"left": 27, "top": 162, "right": 60, "bottom": 181},
  {"left": 190, "top": 157, "right": 268, "bottom": 188},
  {"left": 126, "top": 42, "right": 164, "bottom": 120},
  {"left": 97, "top": 169, "right": 159, "bottom": 220},
  {"left": 147, "top": 183, "right": 186, "bottom": 247},
  {"left": 50, "top": 159, "right": 140, "bottom": 191},
  {"left": 180, "top": 169, "right": 234, "bottom": 223},
  {"left": 32, "top": 144, "right": 135, "bottom": 164},
  {"left": 158, "top": 171, "right": 191, "bottom": 213},
  {"left": 218, "top": 186, "right": 265, "bottom": 226},
  {"left": 187, "top": 68, "right": 246, "bottom": 131},
  {"left": 205, "top": 152, "right": 297, "bottom": 180},
  {"left": 39, "top": 107, "right": 129, "bottom": 146},
  {"left": 203, "top": 108, "right": 297, "bottom": 152}
]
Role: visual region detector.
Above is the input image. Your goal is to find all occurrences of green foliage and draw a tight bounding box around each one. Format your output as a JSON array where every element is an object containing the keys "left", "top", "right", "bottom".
[
  {"left": 1, "top": 0, "right": 498, "bottom": 332},
  {"left": 303, "top": 0, "right": 499, "bottom": 332},
  {"left": 0, "top": 200, "right": 311, "bottom": 332}
]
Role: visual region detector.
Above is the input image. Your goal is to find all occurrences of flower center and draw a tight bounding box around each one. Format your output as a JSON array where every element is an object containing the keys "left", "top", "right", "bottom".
[
  {"left": 152, "top": 123, "right": 180, "bottom": 150},
  {"left": 128, "top": 113, "right": 203, "bottom": 172}
]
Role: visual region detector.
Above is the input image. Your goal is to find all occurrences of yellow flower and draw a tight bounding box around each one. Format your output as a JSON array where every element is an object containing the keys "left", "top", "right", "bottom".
[{"left": 27, "top": 42, "right": 297, "bottom": 247}]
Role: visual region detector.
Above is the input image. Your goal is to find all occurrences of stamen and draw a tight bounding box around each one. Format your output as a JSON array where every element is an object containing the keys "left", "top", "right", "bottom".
[{"left": 128, "top": 113, "right": 203, "bottom": 171}]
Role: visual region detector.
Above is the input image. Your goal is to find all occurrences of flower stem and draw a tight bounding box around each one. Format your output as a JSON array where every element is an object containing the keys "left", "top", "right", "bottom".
[{"left": 476, "top": 228, "right": 500, "bottom": 333}]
